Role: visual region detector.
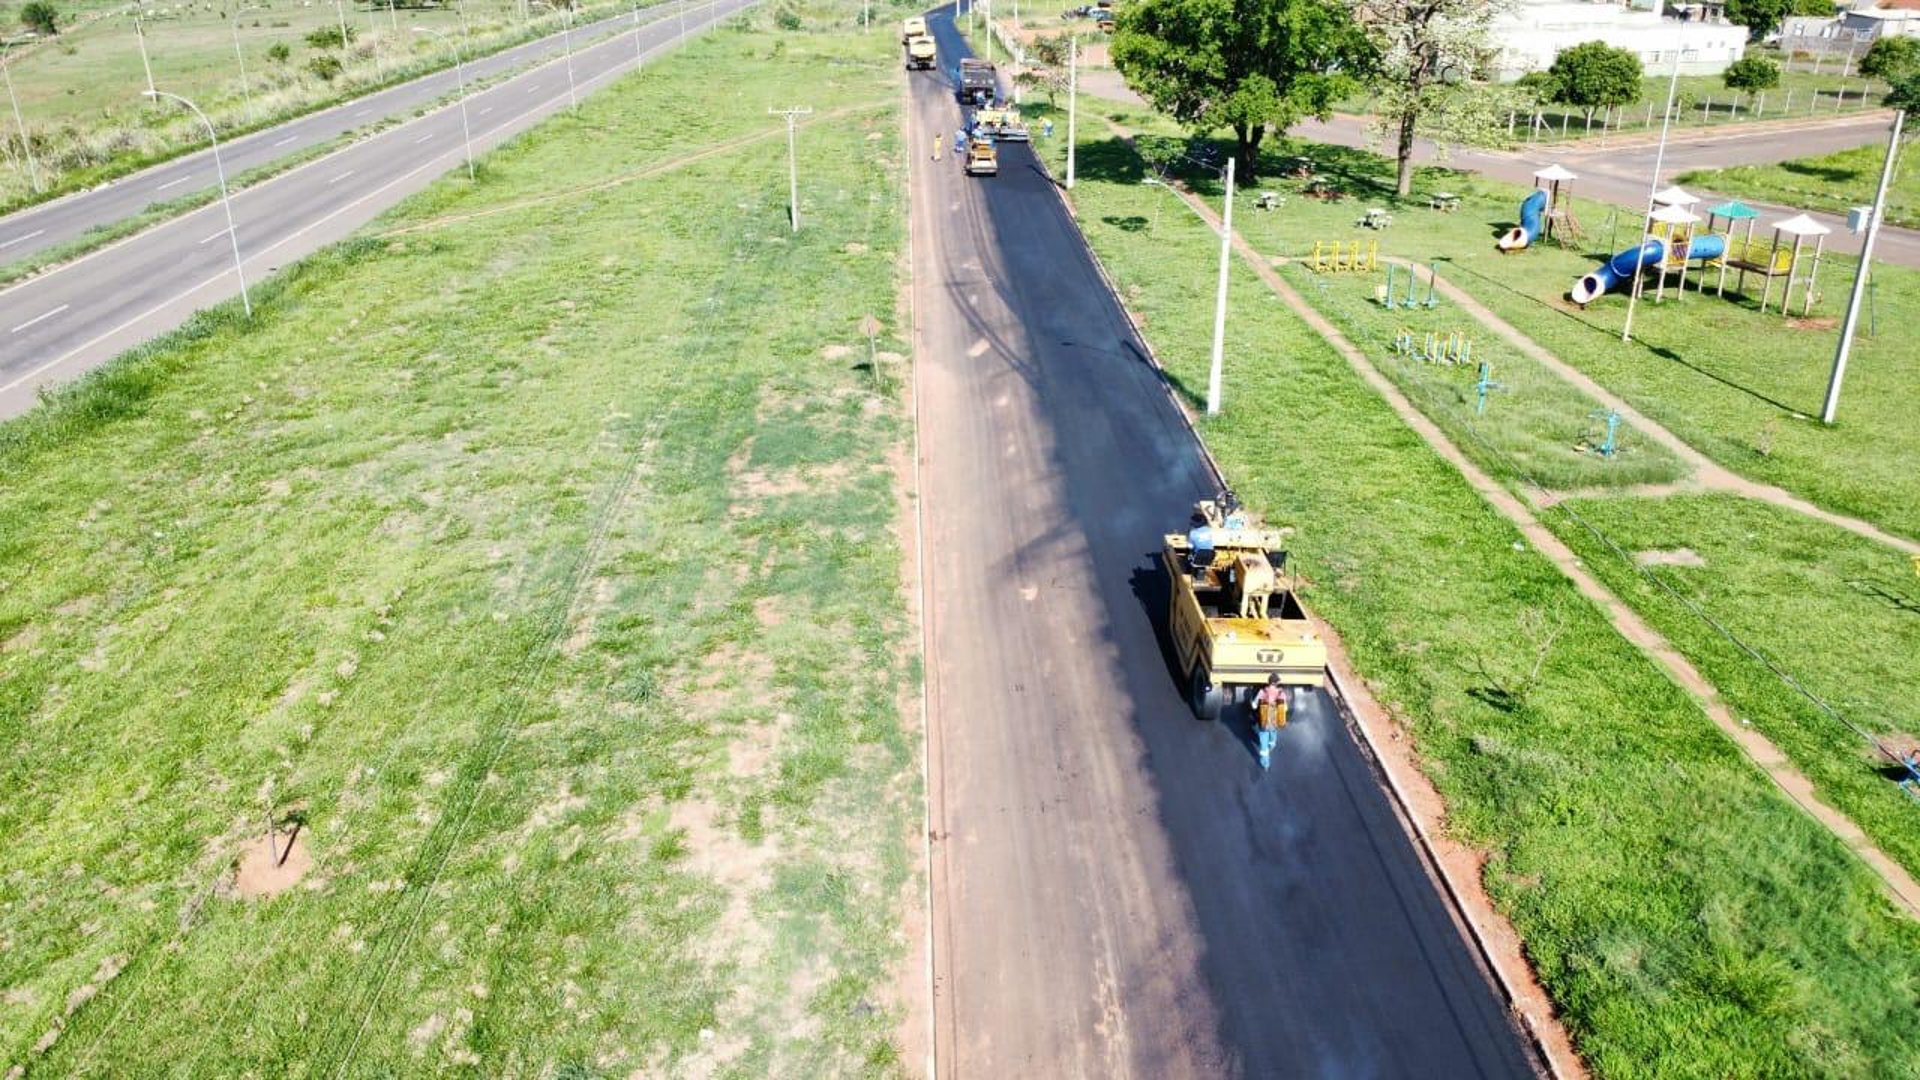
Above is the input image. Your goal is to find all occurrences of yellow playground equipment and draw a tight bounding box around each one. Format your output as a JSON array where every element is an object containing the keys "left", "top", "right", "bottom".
[{"left": 1310, "top": 239, "right": 1379, "bottom": 273}]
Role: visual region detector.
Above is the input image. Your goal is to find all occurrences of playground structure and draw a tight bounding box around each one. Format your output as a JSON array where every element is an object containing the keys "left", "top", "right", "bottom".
[
  {"left": 1377, "top": 262, "right": 1443, "bottom": 309},
  {"left": 1498, "top": 164, "right": 1583, "bottom": 252},
  {"left": 1391, "top": 328, "right": 1475, "bottom": 365},
  {"left": 1569, "top": 186, "right": 1830, "bottom": 313},
  {"left": 1310, "top": 239, "right": 1379, "bottom": 273}
]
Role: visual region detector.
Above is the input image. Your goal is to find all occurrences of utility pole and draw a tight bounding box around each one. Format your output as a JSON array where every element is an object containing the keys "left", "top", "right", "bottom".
[
  {"left": 1206, "top": 155, "right": 1234, "bottom": 415},
  {"left": 135, "top": 14, "right": 157, "bottom": 102},
  {"left": 631, "top": 0, "right": 644, "bottom": 67},
  {"left": 1622, "top": 47, "right": 1681, "bottom": 343},
  {"left": 1823, "top": 108, "right": 1904, "bottom": 424},
  {"left": 230, "top": 8, "right": 257, "bottom": 122},
  {"left": 984, "top": 0, "right": 992, "bottom": 62},
  {"left": 414, "top": 27, "right": 474, "bottom": 180},
  {"left": 770, "top": 105, "right": 811, "bottom": 232},
  {"left": 1065, "top": 35, "right": 1076, "bottom": 189},
  {"left": 333, "top": 0, "right": 349, "bottom": 51},
  {"left": 1, "top": 45, "right": 37, "bottom": 193}
]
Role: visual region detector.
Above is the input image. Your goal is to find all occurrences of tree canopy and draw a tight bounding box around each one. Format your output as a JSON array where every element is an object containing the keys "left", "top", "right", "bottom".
[
  {"left": 1360, "top": 0, "right": 1508, "bottom": 196},
  {"left": 1860, "top": 37, "right": 1920, "bottom": 83},
  {"left": 1110, "top": 0, "right": 1372, "bottom": 178},
  {"left": 1545, "top": 40, "right": 1642, "bottom": 119},
  {"left": 1887, "top": 72, "right": 1920, "bottom": 119},
  {"left": 1722, "top": 54, "right": 1780, "bottom": 93},
  {"left": 1725, "top": 0, "right": 1835, "bottom": 41}
]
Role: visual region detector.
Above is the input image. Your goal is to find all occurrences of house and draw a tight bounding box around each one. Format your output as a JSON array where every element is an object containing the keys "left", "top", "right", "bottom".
[
  {"left": 1839, "top": 0, "right": 1920, "bottom": 39},
  {"left": 1491, "top": 0, "right": 1748, "bottom": 80}
]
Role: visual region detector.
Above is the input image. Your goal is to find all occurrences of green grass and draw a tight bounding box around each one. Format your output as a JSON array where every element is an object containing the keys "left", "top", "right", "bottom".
[
  {"left": 0, "top": 8, "right": 917, "bottom": 1076},
  {"left": 0, "top": 0, "right": 677, "bottom": 212},
  {"left": 1072, "top": 96, "right": 1920, "bottom": 541},
  {"left": 1679, "top": 138, "right": 1919, "bottom": 231},
  {"left": 1028, "top": 93, "right": 1920, "bottom": 1078},
  {"left": 1547, "top": 492, "right": 1920, "bottom": 882}
]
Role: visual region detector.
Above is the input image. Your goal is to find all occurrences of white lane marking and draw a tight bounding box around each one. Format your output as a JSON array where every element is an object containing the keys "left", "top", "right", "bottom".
[
  {"left": 479, "top": 106, "right": 494, "bottom": 116},
  {"left": 414, "top": 132, "right": 435, "bottom": 144},
  {"left": 0, "top": 229, "right": 45, "bottom": 250},
  {"left": 329, "top": 169, "right": 356, "bottom": 185},
  {"left": 355, "top": 108, "right": 372, "bottom": 117},
  {"left": 273, "top": 135, "right": 298, "bottom": 147},
  {"left": 156, "top": 175, "right": 193, "bottom": 191},
  {"left": 525, "top": 84, "right": 541, "bottom": 94},
  {"left": 198, "top": 226, "right": 232, "bottom": 245},
  {"left": 10, "top": 304, "right": 68, "bottom": 334}
]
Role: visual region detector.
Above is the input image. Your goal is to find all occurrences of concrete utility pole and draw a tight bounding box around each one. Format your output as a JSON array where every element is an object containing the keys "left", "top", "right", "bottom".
[
  {"left": 1206, "top": 155, "right": 1233, "bottom": 415},
  {"left": 770, "top": 105, "right": 811, "bottom": 231},
  {"left": 135, "top": 14, "right": 157, "bottom": 102},
  {"left": 532, "top": 0, "right": 578, "bottom": 109},
  {"left": 2, "top": 44, "right": 37, "bottom": 193},
  {"left": 631, "top": 0, "right": 645, "bottom": 67},
  {"left": 414, "top": 27, "right": 475, "bottom": 179},
  {"left": 1065, "top": 34, "right": 1076, "bottom": 189},
  {"left": 145, "top": 90, "right": 250, "bottom": 316},
  {"left": 1823, "top": 108, "right": 1905, "bottom": 424},
  {"left": 1622, "top": 47, "right": 1681, "bottom": 343}
]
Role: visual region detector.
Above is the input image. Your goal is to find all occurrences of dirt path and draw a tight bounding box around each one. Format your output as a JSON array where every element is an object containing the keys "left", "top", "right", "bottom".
[
  {"left": 1095, "top": 119, "right": 1920, "bottom": 925},
  {"left": 1377, "top": 256, "right": 1920, "bottom": 555}
]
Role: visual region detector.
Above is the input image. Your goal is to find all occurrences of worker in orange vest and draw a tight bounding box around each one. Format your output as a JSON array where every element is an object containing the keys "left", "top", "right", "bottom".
[{"left": 1255, "top": 674, "right": 1288, "bottom": 770}]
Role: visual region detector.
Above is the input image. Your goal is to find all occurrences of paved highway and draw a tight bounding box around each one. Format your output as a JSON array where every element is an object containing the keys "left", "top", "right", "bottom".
[
  {"left": 913, "top": 14, "right": 1539, "bottom": 1077},
  {"left": 0, "top": 0, "right": 754, "bottom": 418},
  {"left": 0, "top": 1, "right": 705, "bottom": 268}
]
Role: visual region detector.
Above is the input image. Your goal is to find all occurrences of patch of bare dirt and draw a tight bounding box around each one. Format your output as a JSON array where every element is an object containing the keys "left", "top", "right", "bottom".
[
  {"left": 1787, "top": 316, "right": 1839, "bottom": 331},
  {"left": 2, "top": 624, "right": 41, "bottom": 654},
  {"left": 1634, "top": 548, "right": 1707, "bottom": 568},
  {"left": 232, "top": 829, "right": 313, "bottom": 898},
  {"left": 753, "top": 595, "right": 785, "bottom": 629}
]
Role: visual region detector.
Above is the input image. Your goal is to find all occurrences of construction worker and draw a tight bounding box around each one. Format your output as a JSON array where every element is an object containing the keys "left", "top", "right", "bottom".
[
  {"left": 953, "top": 127, "right": 967, "bottom": 158},
  {"left": 1187, "top": 512, "right": 1215, "bottom": 577},
  {"left": 1255, "top": 674, "right": 1288, "bottom": 770}
]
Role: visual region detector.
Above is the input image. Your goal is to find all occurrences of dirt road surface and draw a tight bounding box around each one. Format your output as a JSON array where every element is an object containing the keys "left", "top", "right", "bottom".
[{"left": 909, "top": 14, "right": 1540, "bottom": 1077}]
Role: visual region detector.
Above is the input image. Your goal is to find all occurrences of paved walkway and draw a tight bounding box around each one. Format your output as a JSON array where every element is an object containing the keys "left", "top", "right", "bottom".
[{"left": 1097, "top": 116, "right": 1920, "bottom": 923}]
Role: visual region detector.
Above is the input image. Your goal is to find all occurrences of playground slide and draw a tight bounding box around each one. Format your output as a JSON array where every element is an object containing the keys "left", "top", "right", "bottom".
[
  {"left": 1497, "top": 189, "right": 1548, "bottom": 252},
  {"left": 1569, "top": 234, "right": 1727, "bottom": 305}
]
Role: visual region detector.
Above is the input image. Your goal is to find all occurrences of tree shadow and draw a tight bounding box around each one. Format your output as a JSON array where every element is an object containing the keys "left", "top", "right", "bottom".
[{"left": 1104, "top": 214, "right": 1151, "bottom": 232}]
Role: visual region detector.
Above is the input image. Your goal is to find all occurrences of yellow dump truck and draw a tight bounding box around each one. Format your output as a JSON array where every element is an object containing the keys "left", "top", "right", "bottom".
[
  {"left": 905, "top": 34, "right": 936, "bottom": 69},
  {"left": 1161, "top": 495, "right": 1326, "bottom": 720},
  {"left": 901, "top": 15, "right": 927, "bottom": 40}
]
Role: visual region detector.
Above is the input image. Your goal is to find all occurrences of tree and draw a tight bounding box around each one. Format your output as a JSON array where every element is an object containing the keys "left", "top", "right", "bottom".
[
  {"left": 1545, "top": 40, "right": 1641, "bottom": 123},
  {"left": 1888, "top": 72, "right": 1920, "bottom": 118},
  {"left": 1359, "top": 0, "right": 1508, "bottom": 197},
  {"left": 1017, "top": 32, "right": 1072, "bottom": 105},
  {"left": 1723, "top": 0, "right": 1832, "bottom": 41},
  {"left": 19, "top": 1, "right": 58, "bottom": 35},
  {"left": 1722, "top": 54, "right": 1780, "bottom": 93},
  {"left": 266, "top": 41, "right": 291, "bottom": 63},
  {"left": 1860, "top": 36, "right": 1920, "bottom": 83},
  {"left": 1110, "top": 0, "right": 1372, "bottom": 178}
]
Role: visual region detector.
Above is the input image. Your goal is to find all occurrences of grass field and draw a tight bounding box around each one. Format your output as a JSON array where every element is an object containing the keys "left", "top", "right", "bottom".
[
  {"left": 0, "top": 8, "right": 919, "bottom": 1076},
  {"left": 1679, "top": 137, "right": 1919, "bottom": 231},
  {"left": 1548, "top": 493, "right": 1920, "bottom": 880},
  {"left": 0, "top": 0, "right": 670, "bottom": 210},
  {"left": 1072, "top": 98, "right": 1920, "bottom": 541},
  {"left": 1024, "top": 94, "right": 1920, "bottom": 1078}
]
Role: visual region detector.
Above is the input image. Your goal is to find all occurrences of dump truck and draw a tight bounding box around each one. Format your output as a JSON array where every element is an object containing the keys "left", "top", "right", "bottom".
[
  {"left": 957, "top": 58, "right": 997, "bottom": 105},
  {"left": 905, "top": 34, "right": 936, "bottom": 69},
  {"left": 973, "top": 104, "right": 1030, "bottom": 141},
  {"left": 1161, "top": 494, "right": 1326, "bottom": 720},
  {"left": 901, "top": 15, "right": 927, "bottom": 40},
  {"left": 963, "top": 137, "right": 998, "bottom": 176}
]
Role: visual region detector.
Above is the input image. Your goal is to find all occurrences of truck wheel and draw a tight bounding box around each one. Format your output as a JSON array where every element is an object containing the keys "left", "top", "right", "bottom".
[{"left": 1189, "top": 666, "right": 1225, "bottom": 722}]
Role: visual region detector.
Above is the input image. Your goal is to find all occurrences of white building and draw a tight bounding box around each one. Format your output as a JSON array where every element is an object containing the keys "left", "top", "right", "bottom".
[
  {"left": 1492, "top": 0, "right": 1749, "bottom": 81},
  {"left": 1840, "top": 0, "right": 1920, "bottom": 39}
]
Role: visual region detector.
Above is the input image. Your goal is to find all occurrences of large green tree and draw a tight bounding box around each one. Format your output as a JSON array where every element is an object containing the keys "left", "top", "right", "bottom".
[
  {"left": 1888, "top": 72, "right": 1920, "bottom": 118},
  {"left": 1110, "top": 0, "right": 1372, "bottom": 178},
  {"left": 1545, "top": 40, "right": 1641, "bottom": 123},
  {"left": 1722, "top": 54, "right": 1780, "bottom": 93},
  {"left": 1725, "top": 0, "right": 1835, "bottom": 41},
  {"left": 1860, "top": 36, "right": 1920, "bottom": 83},
  {"left": 1360, "top": 0, "right": 1507, "bottom": 197}
]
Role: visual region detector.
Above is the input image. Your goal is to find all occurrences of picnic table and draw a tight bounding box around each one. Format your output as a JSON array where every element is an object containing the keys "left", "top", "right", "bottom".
[
  {"left": 1429, "top": 191, "right": 1461, "bottom": 213},
  {"left": 1358, "top": 207, "right": 1393, "bottom": 229},
  {"left": 1255, "top": 191, "right": 1283, "bottom": 211},
  {"left": 1302, "top": 176, "right": 1343, "bottom": 200}
]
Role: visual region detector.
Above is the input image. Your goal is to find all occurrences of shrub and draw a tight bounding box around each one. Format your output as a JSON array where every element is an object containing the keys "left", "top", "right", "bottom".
[
  {"left": 266, "top": 41, "right": 291, "bottom": 63},
  {"left": 306, "top": 53, "right": 344, "bottom": 81},
  {"left": 774, "top": 5, "right": 802, "bottom": 29},
  {"left": 20, "top": 1, "right": 58, "bottom": 35},
  {"left": 304, "top": 24, "right": 355, "bottom": 49}
]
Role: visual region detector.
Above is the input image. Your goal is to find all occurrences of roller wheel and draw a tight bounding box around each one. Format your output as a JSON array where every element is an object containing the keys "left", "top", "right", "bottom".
[{"left": 1189, "top": 666, "right": 1225, "bottom": 722}]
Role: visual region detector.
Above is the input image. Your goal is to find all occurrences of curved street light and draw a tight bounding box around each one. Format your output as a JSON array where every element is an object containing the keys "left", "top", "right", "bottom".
[
  {"left": 530, "top": 1, "right": 578, "bottom": 110},
  {"left": 230, "top": 4, "right": 264, "bottom": 122},
  {"left": 413, "top": 26, "right": 475, "bottom": 180},
  {"left": 1, "top": 43, "right": 38, "bottom": 194},
  {"left": 143, "top": 90, "right": 251, "bottom": 317}
]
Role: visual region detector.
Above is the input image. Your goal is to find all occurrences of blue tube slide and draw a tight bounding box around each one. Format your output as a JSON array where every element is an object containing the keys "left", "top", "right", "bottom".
[
  {"left": 1569, "top": 234, "right": 1728, "bottom": 305},
  {"left": 1497, "top": 189, "right": 1549, "bottom": 251}
]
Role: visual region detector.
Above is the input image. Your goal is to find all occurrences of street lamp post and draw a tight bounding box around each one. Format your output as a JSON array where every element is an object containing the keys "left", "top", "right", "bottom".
[
  {"left": 532, "top": 1, "right": 578, "bottom": 109},
  {"left": 631, "top": 0, "right": 645, "bottom": 68},
  {"left": 1207, "top": 156, "right": 1233, "bottom": 415},
  {"left": 144, "top": 90, "right": 250, "bottom": 316},
  {"left": 413, "top": 27, "right": 475, "bottom": 180},
  {"left": 135, "top": 14, "right": 157, "bottom": 101},
  {"left": 230, "top": 6, "right": 262, "bottom": 122},
  {"left": 769, "top": 105, "right": 812, "bottom": 231},
  {"left": 1621, "top": 47, "right": 1682, "bottom": 343},
  {"left": 1065, "top": 34, "right": 1077, "bottom": 189},
  {"left": 2, "top": 44, "right": 38, "bottom": 194},
  {"left": 1822, "top": 107, "right": 1905, "bottom": 424}
]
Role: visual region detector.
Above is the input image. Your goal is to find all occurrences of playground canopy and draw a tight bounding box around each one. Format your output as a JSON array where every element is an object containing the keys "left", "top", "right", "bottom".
[
  {"left": 1774, "top": 213, "right": 1831, "bottom": 238},
  {"left": 1533, "top": 163, "right": 1578, "bottom": 183},
  {"left": 1706, "top": 200, "right": 1761, "bottom": 221},
  {"left": 1650, "top": 204, "right": 1700, "bottom": 225},
  {"left": 1652, "top": 185, "right": 1701, "bottom": 207}
]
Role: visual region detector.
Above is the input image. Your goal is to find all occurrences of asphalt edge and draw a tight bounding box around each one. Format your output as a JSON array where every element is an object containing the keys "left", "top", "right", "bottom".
[{"left": 1025, "top": 142, "right": 1569, "bottom": 1080}]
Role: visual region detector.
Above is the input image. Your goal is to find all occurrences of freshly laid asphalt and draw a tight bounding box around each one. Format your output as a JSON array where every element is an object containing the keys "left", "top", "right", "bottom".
[
  {"left": 0, "top": 0, "right": 753, "bottom": 418},
  {"left": 913, "top": 12, "right": 1539, "bottom": 1077},
  {"left": 0, "top": 1, "right": 703, "bottom": 267}
]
